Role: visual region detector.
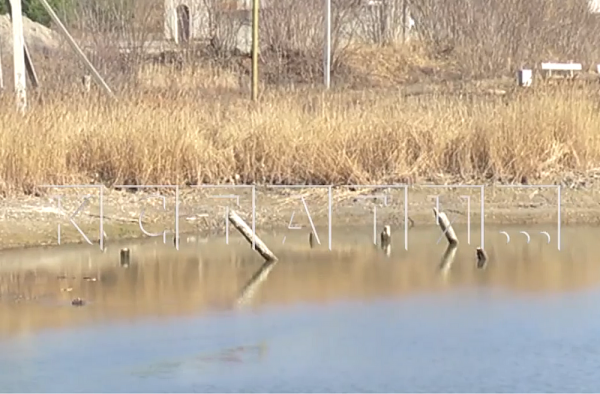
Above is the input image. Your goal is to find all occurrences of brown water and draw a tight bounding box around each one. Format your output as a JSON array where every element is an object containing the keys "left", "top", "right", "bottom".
[{"left": 0, "top": 224, "right": 599, "bottom": 392}]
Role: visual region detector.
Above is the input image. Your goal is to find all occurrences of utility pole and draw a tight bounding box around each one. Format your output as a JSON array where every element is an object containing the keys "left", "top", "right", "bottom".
[
  {"left": 251, "top": 0, "right": 259, "bottom": 101},
  {"left": 0, "top": 38, "right": 4, "bottom": 91},
  {"left": 11, "top": 0, "right": 27, "bottom": 112},
  {"left": 324, "top": 0, "right": 331, "bottom": 89},
  {"left": 402, "top": 0, "right": 408, "bottom": 43},
  {"left": 4, "top": 0, "right": 39, "bottom": 88}
]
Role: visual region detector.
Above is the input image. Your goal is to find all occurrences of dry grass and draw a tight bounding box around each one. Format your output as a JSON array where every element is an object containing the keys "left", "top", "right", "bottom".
[{"left": 1, "top": 62, "right": 600, "bottom": 195}]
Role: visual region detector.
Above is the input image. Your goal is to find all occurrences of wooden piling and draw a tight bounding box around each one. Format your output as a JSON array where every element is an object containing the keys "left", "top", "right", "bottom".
[
  {"left": 433, "top": 208, "right": 458, "bottom": 246},
  {"left": 476, "top": 247, "right": 488, "bottom": 269},
  {"left": 228, "top": 210, "right": 278, "bottom": 262},
  {"left": 380, "top": 225, "right": 391, "bottom": 256},
  {"left": 120, "top": 248, "right": 130, "bottom": 266},
  {"left": 380, "top": 225, "right": 391, "bottom": 247}
]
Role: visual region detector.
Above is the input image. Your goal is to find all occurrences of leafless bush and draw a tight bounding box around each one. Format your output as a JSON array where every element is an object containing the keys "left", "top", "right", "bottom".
[
  {"left": 257, "top": 0, "right": 363, "bottom": 82},
  {"left": 262, "top": 0, "right": 361, "bottom": 54},
  {"left": 210, "top": 11, "right": 246, "bottom": 55},
  {"left": 411, "top": 0, "right": 600, "bottom": 76},
  {"left": 63, "top": 0, "right": 160, "bottom": 88},
  {"left": 353, "top": 0, "right": 410, "bottom": 44}
]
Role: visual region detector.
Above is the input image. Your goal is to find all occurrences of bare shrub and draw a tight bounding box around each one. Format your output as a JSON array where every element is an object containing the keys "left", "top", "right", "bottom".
[
  {"left": 352, "top": 0, "right": 412, "bottom": 45},
  {"left": 61, "top": 0, "right": 161, "bottom": 89},
  {"left": 411, "top": 0, "right": 600, "bottom": 76}
]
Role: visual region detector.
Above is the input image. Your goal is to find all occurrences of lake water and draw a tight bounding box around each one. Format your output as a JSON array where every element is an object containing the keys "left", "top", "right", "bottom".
[{"left": 0, "top": 224, "right": 599, "bottom": 392}]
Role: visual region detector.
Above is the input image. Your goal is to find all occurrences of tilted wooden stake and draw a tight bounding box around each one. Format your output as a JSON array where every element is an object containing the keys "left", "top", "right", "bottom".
[
  {"left": 228, "top": 209, "right": 278, "bottom": 262},
  {"left": 433, "top": 208, "right": 458, "bottom": 246}
]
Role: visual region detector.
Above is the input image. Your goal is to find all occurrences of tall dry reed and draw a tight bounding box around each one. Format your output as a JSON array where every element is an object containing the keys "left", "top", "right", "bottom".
[{"left": 0, "top": 76, "right": 599, "bottom": 195}]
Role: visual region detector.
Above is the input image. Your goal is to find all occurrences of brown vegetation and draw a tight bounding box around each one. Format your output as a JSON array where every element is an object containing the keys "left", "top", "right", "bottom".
[{"left": 1, "top": 77, "right": 599, "bottom": 196}]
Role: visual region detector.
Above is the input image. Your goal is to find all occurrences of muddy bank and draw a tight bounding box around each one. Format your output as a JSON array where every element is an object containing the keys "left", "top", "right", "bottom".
[{"left": 0, "top": 184, "right": 598, "bottom": 250}]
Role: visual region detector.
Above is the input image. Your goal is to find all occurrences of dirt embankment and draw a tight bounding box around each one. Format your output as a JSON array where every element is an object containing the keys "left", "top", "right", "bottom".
[{"left": 0, "top": 183, "right": 598, "bottom": 251}]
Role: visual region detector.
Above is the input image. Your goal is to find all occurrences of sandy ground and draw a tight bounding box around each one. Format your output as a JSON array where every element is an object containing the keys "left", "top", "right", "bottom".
[{"left": 0, "top": 180, "right": 599, "bottom": 251}]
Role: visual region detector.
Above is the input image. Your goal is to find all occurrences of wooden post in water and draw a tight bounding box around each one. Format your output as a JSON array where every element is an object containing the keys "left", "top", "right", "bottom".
[
  {"left": 433, "top": 208, "right": 458, "bottom": 246},
  {"left": 120, "top": 248, "right": 130, "bottom": 267},
  {"left": 380, "top": 225, "right": 391, "bottom": 256},
  {"left": 228, "top": 209, "right": 278, "bottom": 262},
  {"left": 476, "top": 247, "right": 488, "bottom": 268}
]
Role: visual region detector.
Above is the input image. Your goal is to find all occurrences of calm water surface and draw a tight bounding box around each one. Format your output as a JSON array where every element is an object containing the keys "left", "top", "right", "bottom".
[{"left": 0, "top": 225, "right": 599, "bottom": 392}]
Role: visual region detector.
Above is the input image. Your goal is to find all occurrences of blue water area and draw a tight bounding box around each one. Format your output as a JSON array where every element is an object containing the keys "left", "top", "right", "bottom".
[{"left": 1, "top": 287, "right": 599, "bottom": 393}]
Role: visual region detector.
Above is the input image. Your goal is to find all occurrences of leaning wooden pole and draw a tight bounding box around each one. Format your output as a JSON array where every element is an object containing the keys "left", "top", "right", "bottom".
[
  {"left": 37, "top": 0, "right": 115, "bottom": 99},
  {"left": 228, "top": 209, "right": 278, "bottom": 262},
  {"left": 22, "top": 42, "right": 39, "bottom": 88},
  {"left": 433, "top": 208, "right": 458, "bottom": 246}
]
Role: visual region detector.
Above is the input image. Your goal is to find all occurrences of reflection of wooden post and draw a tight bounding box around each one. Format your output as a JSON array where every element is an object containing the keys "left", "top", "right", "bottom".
[
  {"left": 236, "top": 260, "right": 277, "bottom": 307},
  {"left": 439, "top": 244, "right": 458, "bottom": 275}
]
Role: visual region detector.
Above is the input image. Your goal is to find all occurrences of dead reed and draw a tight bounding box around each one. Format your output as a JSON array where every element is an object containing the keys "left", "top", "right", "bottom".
[{"left": 0, "top": 71, "right": 599, "bottom": 195}]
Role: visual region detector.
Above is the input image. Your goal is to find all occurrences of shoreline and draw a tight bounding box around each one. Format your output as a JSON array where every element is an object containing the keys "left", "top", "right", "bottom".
[{"left": 0, "top": 184, "right": 598, "bottom": 251}]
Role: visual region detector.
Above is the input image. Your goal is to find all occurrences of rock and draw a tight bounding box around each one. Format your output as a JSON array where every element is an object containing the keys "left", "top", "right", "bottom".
[{"left": 0, "top": 15, "right": 62, "bottom": 57}]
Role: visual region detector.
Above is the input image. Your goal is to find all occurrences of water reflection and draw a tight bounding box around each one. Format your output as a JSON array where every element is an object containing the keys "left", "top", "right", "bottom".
[{"left": 0, "top": 225, "right": 597, "bottom": 338}]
